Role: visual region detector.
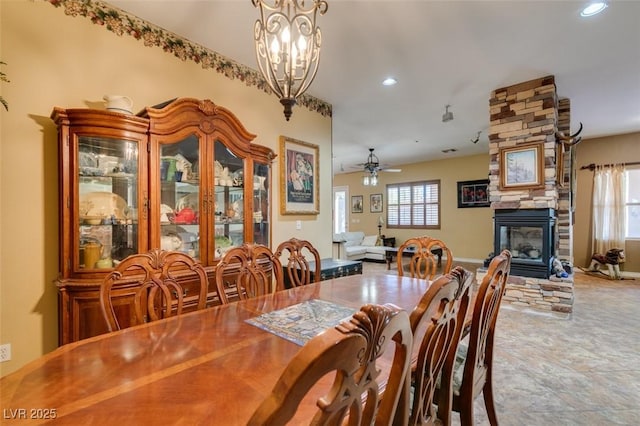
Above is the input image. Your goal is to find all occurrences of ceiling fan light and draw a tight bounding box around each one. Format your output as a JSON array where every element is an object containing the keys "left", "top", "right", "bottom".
[{"left": 359, "top": 148, "right": 394, "bottom": 184}]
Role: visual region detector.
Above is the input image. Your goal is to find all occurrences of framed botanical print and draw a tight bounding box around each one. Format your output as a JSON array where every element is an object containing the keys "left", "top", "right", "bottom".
[
  {"left": 280, "top": 136, "right": 319, "bottom": 215},
  {"left": 499, "top": 143, "right": 544, "bottom": 190},
  {"left": 457, "top": 180, "right": 490, "bottom": 208}
]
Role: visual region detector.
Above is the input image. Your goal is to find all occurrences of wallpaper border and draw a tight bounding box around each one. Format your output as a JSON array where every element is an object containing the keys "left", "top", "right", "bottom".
[{"left": 46, "top": 0, "right": 332, "bottom": 118}]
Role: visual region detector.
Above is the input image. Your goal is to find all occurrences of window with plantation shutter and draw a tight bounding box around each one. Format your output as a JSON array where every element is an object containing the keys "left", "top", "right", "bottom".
[{"left": 386, "top": 180, "right": 440, "bottom": 229}]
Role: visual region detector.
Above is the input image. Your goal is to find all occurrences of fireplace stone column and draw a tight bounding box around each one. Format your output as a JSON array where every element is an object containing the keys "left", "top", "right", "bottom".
[
  {"left": 489, "top": 75, "right": 559, "bottom": 209},
  {"left": 484, "top": 75, "right": 574, "bottom": 314}
]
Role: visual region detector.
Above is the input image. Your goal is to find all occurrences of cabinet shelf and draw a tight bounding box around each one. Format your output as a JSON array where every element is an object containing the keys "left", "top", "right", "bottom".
[{"left": 80, "top": 222, "right": 138, "bottom": 227}]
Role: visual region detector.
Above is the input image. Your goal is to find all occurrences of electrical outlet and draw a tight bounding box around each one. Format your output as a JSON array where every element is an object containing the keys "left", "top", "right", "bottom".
[
  {"left": 0, "top": 343, "right": 11, "bottom": 362},
  {"left": 296, "top": 220, "right": 302, "bottom": 230}
]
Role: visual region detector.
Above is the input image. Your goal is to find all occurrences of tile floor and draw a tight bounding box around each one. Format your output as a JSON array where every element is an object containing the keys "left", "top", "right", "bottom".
[{"left": 362, "top": 261, "right": 640, "bottom": 425}]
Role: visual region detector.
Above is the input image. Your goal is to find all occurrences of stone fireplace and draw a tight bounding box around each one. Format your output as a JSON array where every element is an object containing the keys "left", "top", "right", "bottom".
[
  {"left": 494, "top": 208, "right": 555, "bottom": 279},
  {"left": 483, "top": 75, "right": 574, "bottom": 314}
]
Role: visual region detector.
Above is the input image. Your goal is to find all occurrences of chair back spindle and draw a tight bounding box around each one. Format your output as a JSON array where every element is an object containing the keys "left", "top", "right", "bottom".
[
  {"left": 215, "top": 243, "right": 283, "bottom": 304},
  {"left": 249, "top": 303, "right": 413, "bottom": 425},
  {"left": 397, "top": 236, "right": 453, "bottom": 279},
  {"left": 99, "top": 249, "right": 209, "bottom": 332},
  {"left": 275, "top": 237, "right": 322, "bottom": 288},
  {"left": 435, "top": 249, "right": 512, "bottom": 426},
  {"left": 403, "top": 266, "right": 473, "bottom": 425}
]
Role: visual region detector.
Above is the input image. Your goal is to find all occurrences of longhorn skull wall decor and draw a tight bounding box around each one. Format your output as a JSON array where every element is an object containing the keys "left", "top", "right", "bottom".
[
  {"left": 555, "top": 122, "right": 583, "bottom": 147},
  {"left": 554, "top": 122, "right": 583, "bottom": 188}
]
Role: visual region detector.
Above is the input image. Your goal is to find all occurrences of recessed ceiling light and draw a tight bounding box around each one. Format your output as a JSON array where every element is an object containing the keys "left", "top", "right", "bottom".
[
  {"left": 580, "top": 1, "right": 608, "bottom": 17},
  {"left": 382, "top": 77, "right": 397, "bottom": 86}
]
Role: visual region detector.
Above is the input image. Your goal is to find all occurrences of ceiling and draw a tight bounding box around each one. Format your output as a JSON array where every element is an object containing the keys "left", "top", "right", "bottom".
[{"left": 108, "top": 0, "right": 640, "bottom": 175}]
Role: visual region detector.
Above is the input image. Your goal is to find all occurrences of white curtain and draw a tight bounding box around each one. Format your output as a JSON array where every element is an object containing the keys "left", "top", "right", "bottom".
[{"left": 592, "top": 164, "right": 626, "bottom": 255}]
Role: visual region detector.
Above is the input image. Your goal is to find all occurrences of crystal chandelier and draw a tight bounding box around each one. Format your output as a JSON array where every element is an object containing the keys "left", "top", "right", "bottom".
[{"left": 253, "top": 0, "right": 328, "bottom": 121}]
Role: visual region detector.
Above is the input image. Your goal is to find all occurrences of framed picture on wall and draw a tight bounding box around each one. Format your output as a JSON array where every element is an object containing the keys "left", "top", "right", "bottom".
[
  {"left": 351, "top": 195, "right": 363, "bottom": 213},
  {"left": 279, "top": 136, "right": 319, "bottom": 215},
  {"left": 370, "top": 193, "right": 383, "bottom": 212},
  {"left": 499, "top": 143, "right": 544, "bottom": 190},
  {"left": 457, "top": 180, "right": 490, "bottom": 208}
]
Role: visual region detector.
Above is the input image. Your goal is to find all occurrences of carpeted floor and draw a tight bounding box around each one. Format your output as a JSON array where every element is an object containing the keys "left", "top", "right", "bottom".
[{"left": 360, "top": 260, "right": 640, "bottom": 425}]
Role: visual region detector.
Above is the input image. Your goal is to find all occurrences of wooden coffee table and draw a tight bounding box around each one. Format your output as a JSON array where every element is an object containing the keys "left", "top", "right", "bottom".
[{"left": 385, "top": 247, "right": 443, "bottom": 270}]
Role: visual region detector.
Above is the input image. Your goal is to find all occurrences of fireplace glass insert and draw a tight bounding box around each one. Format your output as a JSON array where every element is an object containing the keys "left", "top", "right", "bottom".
[{"left": 494, "top": 209, "right": 555, "bottom": 278}]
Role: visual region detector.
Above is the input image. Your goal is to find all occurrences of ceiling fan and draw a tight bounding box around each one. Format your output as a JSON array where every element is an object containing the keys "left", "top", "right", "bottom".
[{"left": 356, "top": 148, "right": 402, "bottom": 173}]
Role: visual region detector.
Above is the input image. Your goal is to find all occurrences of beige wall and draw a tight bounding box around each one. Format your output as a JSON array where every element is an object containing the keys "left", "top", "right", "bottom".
[
  {"left": 333, "top": 154, "right": 493, "bottom": 261},
  {"left": 334, "top": 134, "right": 640, "bottom": 274},
  {"left": 574, "top": 132, "right": 640, "bottom": 271},
  {"left": 0, "top": 1, "right": 331, "bottom": 376}
]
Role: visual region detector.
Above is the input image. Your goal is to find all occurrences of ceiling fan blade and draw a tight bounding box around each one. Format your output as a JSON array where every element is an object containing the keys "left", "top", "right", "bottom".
[{"left": 381, "top": 168, "right": 402, "bottom": 172}]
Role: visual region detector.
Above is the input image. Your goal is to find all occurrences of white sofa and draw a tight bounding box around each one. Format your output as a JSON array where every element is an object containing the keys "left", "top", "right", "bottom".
[{"left": 334, "top": 231, "right": 387, "bottom": 261}]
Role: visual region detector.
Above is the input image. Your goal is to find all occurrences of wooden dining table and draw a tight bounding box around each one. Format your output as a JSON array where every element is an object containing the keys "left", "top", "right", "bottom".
[{"left": 1, "top": 273, "right": 435, "bottom": 425}]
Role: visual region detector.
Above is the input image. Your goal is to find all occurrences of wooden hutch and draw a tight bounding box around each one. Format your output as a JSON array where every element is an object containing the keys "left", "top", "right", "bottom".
[{"left": 52, "top": 98, "right": 275, "bottom": 344}]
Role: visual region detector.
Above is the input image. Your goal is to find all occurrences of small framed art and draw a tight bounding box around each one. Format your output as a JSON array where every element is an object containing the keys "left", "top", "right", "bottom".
[
  {"left": 351, "top": 195, "right": 363, "bottom": 213},
  {"left": 370, "top": 193, "right": 383, "bottom": 213},
  {"left": 457, "top": 180, "right": 490, "bottom": 208}
]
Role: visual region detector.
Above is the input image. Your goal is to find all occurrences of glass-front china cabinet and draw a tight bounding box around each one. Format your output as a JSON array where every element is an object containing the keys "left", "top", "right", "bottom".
[{"left": 52, "top": 99, "right": 274, "bottom": 344}]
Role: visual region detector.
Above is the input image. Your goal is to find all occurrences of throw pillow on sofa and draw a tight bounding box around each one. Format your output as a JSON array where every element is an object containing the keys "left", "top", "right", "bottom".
[{"left": 361, "top": 235, "right": 378, "bottom": 246}]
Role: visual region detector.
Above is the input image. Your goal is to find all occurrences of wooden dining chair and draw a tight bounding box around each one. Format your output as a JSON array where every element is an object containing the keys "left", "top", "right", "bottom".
[
  {"left": 434, "top": 250, "right": 512, "bottom": 426},
  {"left": 274, "top": 237, "right": 322, "bottom": 288},
  {"left": 215, "top": 243, "right": 284, "bottom": 304},
  {"left": 99, "top": 249, "right": 210, "bottom": 332},
  {"left": 403, "top": 266, "right": 474, "bottom": 426},
  {"left": 397, "top": 236, "right": 454, "bottom": 279},
  {"left": 248, "top": 303, "right": 413, "bottom": 426}
]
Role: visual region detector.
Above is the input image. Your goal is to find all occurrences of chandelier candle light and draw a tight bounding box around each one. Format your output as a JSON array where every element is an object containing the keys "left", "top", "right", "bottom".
[{"left": 253, "top": 0, "right": 328, "bottom": 121}]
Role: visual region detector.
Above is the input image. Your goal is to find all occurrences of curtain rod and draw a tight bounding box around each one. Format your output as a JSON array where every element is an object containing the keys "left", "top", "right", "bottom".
[{"left": 580, "top": 161, "right": 640, "bottom": 171}]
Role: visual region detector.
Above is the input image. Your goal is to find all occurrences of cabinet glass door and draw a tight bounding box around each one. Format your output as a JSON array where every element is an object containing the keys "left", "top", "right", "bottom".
[
  {"left": 159, "top": 134, "right": 201, "bottom": 260},
  {"left": 253, "top": 162, "right": 270, "bottom": 246},
  {"left": 78, "top": 136, "right": 139, "bottom": 270},
  {"left": 214, "top": 140, "right": 244, "bottom": 257}
]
